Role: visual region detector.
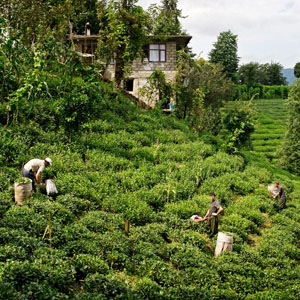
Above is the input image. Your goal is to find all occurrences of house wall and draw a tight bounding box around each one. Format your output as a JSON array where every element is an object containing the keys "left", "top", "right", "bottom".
[
  {"left": 74, "top": 39, "right": 178, "bottom": 107},
  {"left": 105, "top": 41, "right": 177, "bottom": 106}
]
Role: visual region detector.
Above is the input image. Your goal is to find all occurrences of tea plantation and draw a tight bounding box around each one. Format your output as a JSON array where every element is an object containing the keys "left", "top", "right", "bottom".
[
  {"left": 251, "top": 99, "right": 287, "bottom": 161},
  {"left": 1, "top": 85, "right": 300, "bottom": 299}
]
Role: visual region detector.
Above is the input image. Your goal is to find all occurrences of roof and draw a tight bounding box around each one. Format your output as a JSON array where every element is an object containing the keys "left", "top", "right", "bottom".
[
  {"left": 69, "top": 34, "right": 192, "bottom": 47},
  {"left": 149, "top": 35, "right": 192, "bottom": 47},
  {"left": 69, "top": 34, "right": 100, "bottom": 40}
]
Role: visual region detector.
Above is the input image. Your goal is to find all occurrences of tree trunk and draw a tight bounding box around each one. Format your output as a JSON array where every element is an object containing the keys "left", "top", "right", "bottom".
[{"left": 114, "top": 45, "right": 125, "bottom": 87}]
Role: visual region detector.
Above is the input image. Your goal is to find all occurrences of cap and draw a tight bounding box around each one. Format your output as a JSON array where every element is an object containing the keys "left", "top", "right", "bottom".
[{"left": 45, "top": 157, "right": 52, "bottom": 165}]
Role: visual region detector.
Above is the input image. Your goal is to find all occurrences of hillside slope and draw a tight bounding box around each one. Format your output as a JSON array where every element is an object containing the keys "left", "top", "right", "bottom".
[
  {"left": 251, "top": 99, "right": 287, "bottom": 162},
  {"left": 0, "top": 85, "right": 300, "bottom": 299}
]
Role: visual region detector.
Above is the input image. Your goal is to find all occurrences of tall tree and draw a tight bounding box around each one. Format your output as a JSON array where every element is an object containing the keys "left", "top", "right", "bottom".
[
  {"left": 175, "top": 50, "right": 234, "bottom": 134},
  {"left": 209, "top": 30, "right": 239, "bottom": 83},
  {"left": 72, "top": 0, "right": 100, "bottom": 35},
  {"left": 239, "top": 62, "right": 287, "bottom": 86},
  {"left": 0, "top": 0, "right": 84, "bottom": 45},
  {"left": 267, "top": 62, "right": 287, "bottom": 86},
  {"left": 149, "top": 0, "right": 185, "bottom": 36},
  {"left": 97, "top": 0, "right": 148, "bottom": 86},
  {"left": 279, "top": 79, "right": 300, "bottom": 175},
  {"left": 294, "top": 62, "right": 300, "bottom": 79},
  {"left": 238, "top": 62, "right": 260, "bottom": 87}
]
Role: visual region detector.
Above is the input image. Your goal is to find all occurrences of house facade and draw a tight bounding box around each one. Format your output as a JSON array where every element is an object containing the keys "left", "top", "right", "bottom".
[{"left": 70, "top": 33, "right": 192, "bottom": 106}]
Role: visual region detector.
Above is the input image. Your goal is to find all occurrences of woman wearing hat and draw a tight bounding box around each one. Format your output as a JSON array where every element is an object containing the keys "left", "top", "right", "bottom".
[{"left": 22, "top": 158, "right": 52, "bottom": 192}]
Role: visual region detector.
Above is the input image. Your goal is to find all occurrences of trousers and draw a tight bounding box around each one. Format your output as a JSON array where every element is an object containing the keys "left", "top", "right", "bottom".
[
  {"left": 208, "top": 216, "right": 218, "bottom": 235},
  {"left": 22, "top": 169, "right": 36, "bottom": 192}
]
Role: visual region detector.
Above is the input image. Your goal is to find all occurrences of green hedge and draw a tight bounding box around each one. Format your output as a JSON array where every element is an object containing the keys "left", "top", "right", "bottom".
[{"left": 234, "top": 85, "right": 290, "bottom": 100}]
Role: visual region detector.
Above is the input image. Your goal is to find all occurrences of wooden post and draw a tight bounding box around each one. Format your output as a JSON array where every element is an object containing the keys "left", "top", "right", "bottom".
[{"left": 125, "top": 218, "right": 130, "bottom": 236}]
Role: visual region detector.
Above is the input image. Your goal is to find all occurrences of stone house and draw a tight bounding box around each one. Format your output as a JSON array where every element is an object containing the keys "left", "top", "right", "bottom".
[{"left": 70, "top": 32, "right": 192, "bottom": 106}]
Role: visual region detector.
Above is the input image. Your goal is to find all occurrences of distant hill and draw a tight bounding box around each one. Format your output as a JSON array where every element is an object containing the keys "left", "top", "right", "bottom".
[{"left": 282, "top": 68, "right": 297, "bottom": 85}]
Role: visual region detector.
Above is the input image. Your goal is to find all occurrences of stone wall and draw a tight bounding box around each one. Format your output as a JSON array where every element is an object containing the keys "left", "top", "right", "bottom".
[
  {"left": 81, "top": 40, "right": 178, "bottom": 106},
  {"left": 132, "top": 42, "right": 177, "bottom": 72}
]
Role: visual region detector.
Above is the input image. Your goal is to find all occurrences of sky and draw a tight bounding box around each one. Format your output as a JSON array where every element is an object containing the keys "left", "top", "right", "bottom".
[{"left": 139, "top": 0, "right": 300, "bottom": 68}]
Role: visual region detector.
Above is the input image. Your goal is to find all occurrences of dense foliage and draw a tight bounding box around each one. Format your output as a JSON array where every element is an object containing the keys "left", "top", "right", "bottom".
[
  {"left": 148, "top": 0, "right": 185, "bottom": 36},
  {"left": 139, "top": 70, "right": 174, "bottom": 108},
  {"left": 0, "top": 0, "right": 86, "bottom": 45},
  {"left": 1, "top": 34, "right": 300, "bottom": 298},
  {"left": 294, "top": 62, "right": 300, "bottom": 79},
  {"left": 238, "top": 62, "right": 287, "bottom": 86},
  {"left": 175, "top": 52, "right": 234, "bottom": 134},
  {"left": 1, "top": 83, "right": 300, "bottom": 298},
  {"left": 1, "top": 7, "right": 300, "bottom": 300},
  {"left": 279, "top": 79, "right": 300, "bottom": 175},
  {"left": 234, "top": 85, "right": 289, "bottom": 100},
  {"left": 208, "top": 30, "right": 239, "bottom": 83},
  {"left": 221, "top": 100, "right": 256, "bottom": 153},
  {"left": 97, "top": 0, "right": 149, "bottom": 85}
]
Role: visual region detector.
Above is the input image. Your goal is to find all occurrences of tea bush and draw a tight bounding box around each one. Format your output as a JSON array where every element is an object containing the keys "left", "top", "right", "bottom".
[{"left": 0, "top": 41, "right": 299, "bottom": 299}]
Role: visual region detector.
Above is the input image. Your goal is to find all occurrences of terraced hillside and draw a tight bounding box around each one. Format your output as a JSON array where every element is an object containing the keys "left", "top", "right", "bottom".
[
  {"left": 1, "top": 86, "right": 300, "bottom": 299},
  {"left": 251, "top": 99, "right": 287, "bottom": 161}
]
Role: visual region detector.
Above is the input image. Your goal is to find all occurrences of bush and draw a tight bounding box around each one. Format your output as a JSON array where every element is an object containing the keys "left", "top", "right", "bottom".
[
  {"left": 78, "top": 211, "right": 124, "bottom": 233},
  {"left": 220, "top": 214, "right": 259, "bottom": 241},
  {"left": 197, "top": 152, "right": 244, "bottom": 180},
  {"left": 73, "top": 254, "right": 109, "bottom": 280},
  {"left": 102, "top": 193, "right": 154, "bottom": 226},
  {"left": 82, "top": 273, "right": 130, "bottom": 299},
  {"left": 165, "top": 200, "right": 202, "bottom": 219},
  {"left": 234, "top": 85, "right": 289, "bottom": 100}
]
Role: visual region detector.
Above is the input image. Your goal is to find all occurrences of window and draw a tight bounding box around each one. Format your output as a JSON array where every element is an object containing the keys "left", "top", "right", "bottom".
[
  {"left": 125, "top": 79, "right": 134, "bottom": 92},
  {"left": 82, "top": 43, "right": 98, "bottom": 56},
  {"left": 148, "top": 44, "right": 166, "bottom": 62}
]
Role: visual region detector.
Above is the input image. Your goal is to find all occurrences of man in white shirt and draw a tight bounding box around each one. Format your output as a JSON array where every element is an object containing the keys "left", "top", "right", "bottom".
[{"left": 22, "top": 158, "right": 52, "bottom": 192}]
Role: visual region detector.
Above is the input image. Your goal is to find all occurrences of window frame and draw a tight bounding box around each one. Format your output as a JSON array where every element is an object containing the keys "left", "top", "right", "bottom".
[{"left": 148, "top": 43, "right": 166, "bottom": 63}]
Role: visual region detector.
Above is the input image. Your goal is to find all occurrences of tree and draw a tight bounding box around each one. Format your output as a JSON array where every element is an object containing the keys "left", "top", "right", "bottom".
[
  {"left": 72, "top": 0, "right": 100, "bottom": 35},
  {"left": 256, "top": 63, "right": 270, "bottom": 85},
  {"left": 238, "top": 62, "right": 260, "bottom": 87},
  {"left": 209, "top": 30, "right": 239, "bottom": 82},
  {"left": 0, "top": 0, "right": 84, "bottom": 45},
  {"left": 221, "top": 100, "right": 256, "bottom": 153},
  {"left": 279, "top": 80, "right": 300, "bottom": 175},
  {"left": 267, "top": 62, "right": 287, "bottom": 86},
  {"left": 175, "top": 50, "right": 234, "bottom": 134},
  {"left": 97, "top": 0, "right": 148, "bottom": 86},
  {"left": 139, "top": 70, "right": 173, "bottom": 108},
  {"left": 238, "top": 62, "right": 287, "bottom": 86},
  {"left": 148, "top": 0, "right": 185, "bottom": 36},
  {"left": 294, "top": 62, "right": 300, "bottom": 78}
]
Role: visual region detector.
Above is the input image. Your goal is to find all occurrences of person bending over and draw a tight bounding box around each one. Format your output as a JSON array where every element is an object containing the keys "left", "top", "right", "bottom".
[{"left": 22, "top": 158, "right": 52, "bottom": 192}]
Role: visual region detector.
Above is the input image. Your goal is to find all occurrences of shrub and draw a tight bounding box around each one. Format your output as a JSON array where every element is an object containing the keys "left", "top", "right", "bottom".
[
  {"left": 56, "top": 194, "right": 93, "bottom": 215},
  {"left": 0, "top": 206, "right": 48, "bottom": 236},
  {"left": 168, "top": 229, "right": 210, "bottom": 253},
  {"left": 132, "top": 277, "right": 164, "bottom": 300},
  {"left": 220, "top": 214, "right": 259, "bottom": 241},
  {"left": 102, "top": 194, "right": 154, "bottom": 226},
  {"left": 73, "top": 254, "right": 109, "bottom": 280},
  {"left": 0, "top": 244, "right": 28, "bottom": 261},
  {"left": 165, "top": 200, "right": 201, "bottom": 219},
  {"left": 78, "top": 211, "right": 124, "bottom": 234},
  {"left": 82, "top": 273, "right": 130, "bottom": 299},
  {"left": 197, "top": 152, "right": 244, "bottom": 181}
]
